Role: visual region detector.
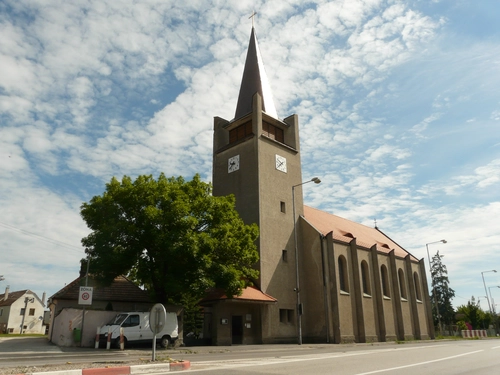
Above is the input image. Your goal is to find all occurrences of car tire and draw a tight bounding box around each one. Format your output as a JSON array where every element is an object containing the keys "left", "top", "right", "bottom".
[
  {"left": 115, "top": 336, "right": 127, "bottom": 349},
  {"left": 160, "top": 335, "right": 171, "bottom": 348}
]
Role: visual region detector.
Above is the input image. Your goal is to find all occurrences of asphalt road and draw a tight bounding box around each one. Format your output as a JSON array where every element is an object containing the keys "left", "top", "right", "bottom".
[
  {"left": 184, "top": 340, "right": 500, "bottom": 375},
  {"left": 2, "top": 336, "right": 500, "bottom": 374}
]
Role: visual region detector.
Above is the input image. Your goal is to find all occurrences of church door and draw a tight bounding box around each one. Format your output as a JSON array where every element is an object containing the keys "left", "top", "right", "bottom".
[{"left": 231, "top": 315, "right": 243, "bottom": 344}]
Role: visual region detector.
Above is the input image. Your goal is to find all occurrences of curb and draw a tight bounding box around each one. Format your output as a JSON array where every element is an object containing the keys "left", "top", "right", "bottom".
[{"left": 15, "top": 361, "right": 190, "bottom": 375}]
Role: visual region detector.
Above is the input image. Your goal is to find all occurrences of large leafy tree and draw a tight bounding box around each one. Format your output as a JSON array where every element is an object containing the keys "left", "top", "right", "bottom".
[
  {"left": 80, "top": 173, "right": 259, "bottom": 304},
  {"left": 430, "top": 251, "right": 455, "bottom": 328},
  {"left": 456, "top": 296, "right": 492, "bottom": 330}
]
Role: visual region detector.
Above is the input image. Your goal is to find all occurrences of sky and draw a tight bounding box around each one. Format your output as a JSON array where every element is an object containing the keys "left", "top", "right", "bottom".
[{"left": 1, "top": 0, "right": 499, "bottom": 312}]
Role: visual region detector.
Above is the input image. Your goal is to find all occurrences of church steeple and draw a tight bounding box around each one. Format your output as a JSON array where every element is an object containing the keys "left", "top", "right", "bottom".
[{"left": 234, "top": 27, "right": 278, "bottom": 120}]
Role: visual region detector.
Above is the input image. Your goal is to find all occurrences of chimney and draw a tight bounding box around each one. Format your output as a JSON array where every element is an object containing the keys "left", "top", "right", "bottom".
[
  {"left": 42, "top": 292, "right": 46, "bottom": 306},
  {"left": 4, "top": 286, "right": 9, "bottom": 301}
]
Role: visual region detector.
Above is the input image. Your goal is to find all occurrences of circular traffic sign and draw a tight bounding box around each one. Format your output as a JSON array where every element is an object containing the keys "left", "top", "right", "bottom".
[{"left": 82, "top": 292, "right": 90, "bottom": 300}]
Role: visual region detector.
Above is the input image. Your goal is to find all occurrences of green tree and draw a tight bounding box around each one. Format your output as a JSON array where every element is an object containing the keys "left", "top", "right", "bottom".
[
  {"left": 430, "top": 251, "right": 455, "bottom": 328},
  {"left": 456, "top": 296, "right": 492, "bottom": 329},
  {"left": 80, "top": 173, "right": 259, "bottom": 304}
]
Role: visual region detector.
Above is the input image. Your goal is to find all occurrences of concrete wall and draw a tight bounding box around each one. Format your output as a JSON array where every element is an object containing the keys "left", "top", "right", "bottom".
[{"left": 50, "top": 308, "right": 116, "bottom": 347}]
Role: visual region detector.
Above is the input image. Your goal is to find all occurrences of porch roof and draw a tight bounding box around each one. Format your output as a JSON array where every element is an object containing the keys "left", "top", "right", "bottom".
[{"left": 200, "top": 286, "right": 277, "bottom": 305}]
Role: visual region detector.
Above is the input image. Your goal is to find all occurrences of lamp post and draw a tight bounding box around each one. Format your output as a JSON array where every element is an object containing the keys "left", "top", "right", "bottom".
[
  {"left": 482, "top": 270, "right": 497, "bottom": 313},
  {"left": 292, "top": 177, "right": 321, "bottom": 345},
  {"left": 488, "top": 286, "right": 500, "bottom": 314},
  {"left": 426, "top": 239, "right": 447, "bottom": 335}
]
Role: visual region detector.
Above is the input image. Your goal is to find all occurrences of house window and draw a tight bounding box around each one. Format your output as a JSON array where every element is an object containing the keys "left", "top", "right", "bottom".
[
  {"left": 279, "top": 309, "right": 294, "bottom": 324},
  {"left": 381, "top": 265, "right": 390, "bottom": 298},
  {"left": 398, "top": 268, "right": 407, "bottom": 300},
  {"left": 361, "top": 260, "right": 371, "bottom": 296},
  {"left": 29, "top": 308, "right": 35, "bottom": 316},
  {"left": 414, "top": 272, "right": 422, "bottom": 301},
  {"left": 229, "top": 121, "right": 252, "bottom": 144},
  {"left": 20, "top": 308, "right": 25, "bottom": 316},
  {"left": 280, "top": 201, "right": 286, "bottom": 213},
  {"left": 262, "top": 122, "right": 284, "bottom": 143},
  {"left": 282, "top": 249, "right": 288, "bottom": 262},
  {"left": 338, "top": 255, "right": 349, "bottom": 293},
  {"left": 0, "top": 309, "right": 3, "bottom": 316}
]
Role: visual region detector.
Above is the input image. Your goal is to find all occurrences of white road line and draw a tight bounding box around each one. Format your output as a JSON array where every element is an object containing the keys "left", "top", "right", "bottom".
[
  {"left": 187, "top": 345, "right": 457, "bottom": 373},
  {"left": 491, "top": 345, "right": 500, "bottom": 349},
  {"left": 355, "top": 350, "right": 483, "bottom": 375}
]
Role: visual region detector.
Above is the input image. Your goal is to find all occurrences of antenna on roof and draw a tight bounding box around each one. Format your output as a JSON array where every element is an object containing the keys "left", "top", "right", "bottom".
[{"left": 374, "top": 218, "right": 378, "bottom": 229}]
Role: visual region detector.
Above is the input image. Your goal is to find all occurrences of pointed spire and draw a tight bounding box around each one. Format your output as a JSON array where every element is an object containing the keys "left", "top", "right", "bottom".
[{"left": 234, "top": 27, "right": 278, "bottom": 120}]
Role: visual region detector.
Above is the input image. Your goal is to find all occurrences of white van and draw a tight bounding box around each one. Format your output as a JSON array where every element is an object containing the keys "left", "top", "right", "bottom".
[{"left": 99, "top": 311, "right": 178, "bottom": 348}]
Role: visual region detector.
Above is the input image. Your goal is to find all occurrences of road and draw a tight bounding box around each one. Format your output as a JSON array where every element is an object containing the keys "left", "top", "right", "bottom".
[
  {"left": 1, "top": 337, "right": 500, "bottom": 374},
  {"left": 182, "top": 340, "right": 500, "bottom": 375}
]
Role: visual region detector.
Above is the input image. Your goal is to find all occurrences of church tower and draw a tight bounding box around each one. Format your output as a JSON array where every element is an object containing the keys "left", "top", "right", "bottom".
[
  {"left": 207, "top": 25, "right": 434, "bottom": 346},
  {"left": 212, "top": 27, "right": 304, "bottom": 343}
]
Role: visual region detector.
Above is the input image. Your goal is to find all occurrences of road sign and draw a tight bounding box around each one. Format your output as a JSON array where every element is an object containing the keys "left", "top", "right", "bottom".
[
  {"left": 78, "top": 286, "right": 93, "bottom": 305},
  {"left": 149, "top": 303, "right": 167, "bottom": 334}
]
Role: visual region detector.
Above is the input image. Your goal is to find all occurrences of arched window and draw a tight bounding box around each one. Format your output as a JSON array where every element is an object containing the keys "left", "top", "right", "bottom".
[
  {"left": 361, "top": 260, "right": 371, "bottom": 296},
  {"left": 338, "top": 255, "right": 349, "bottom": 293},
  {"left": 381, "top": 264, "right": 390, "bottom": 298},
  {"left": 398, "top": 268, "right": 407, "bottom": 300},
  {"left": 414, "top": 272, "right": 422, "bottom": 301}
]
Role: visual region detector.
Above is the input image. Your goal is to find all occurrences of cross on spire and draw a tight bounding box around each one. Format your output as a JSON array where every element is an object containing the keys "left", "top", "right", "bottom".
[{"left": 249, "top": 11, "right": 257, "bottom": 27}]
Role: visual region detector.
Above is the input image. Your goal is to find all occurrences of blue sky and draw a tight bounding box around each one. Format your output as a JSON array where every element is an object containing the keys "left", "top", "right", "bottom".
[{"left": 1, "top": 0, "right": 499, "bottom": 311}]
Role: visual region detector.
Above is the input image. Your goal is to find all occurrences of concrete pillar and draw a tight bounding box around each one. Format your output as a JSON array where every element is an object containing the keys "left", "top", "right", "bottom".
[
  {"left": 389, "top": 250, "right": 404, "bottom": 340},
  {"left": 326, "top": 233, "right": 341, "bottom": 343},
  {"left": 419, "top": 259, "right": 436, "bottom": 339},
  {"left": 405, "top": 255, "right": 421, "bottom": 339},
  {"left": 349, "top": 239, "right": 365, "bottom": 343},
  {"left": 370, "top": 245, "right": 386, "bottom": 342}
]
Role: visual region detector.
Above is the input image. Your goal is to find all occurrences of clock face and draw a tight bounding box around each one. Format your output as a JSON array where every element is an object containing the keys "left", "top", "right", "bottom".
[
  {"left": 275, "top": 154, "right": 287, "bottom": 173},
  {"left": 228, "top": 155, "right": 240, "bottom": 173}
]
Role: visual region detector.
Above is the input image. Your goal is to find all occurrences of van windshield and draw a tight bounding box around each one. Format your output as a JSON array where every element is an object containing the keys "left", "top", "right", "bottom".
[{"left": 106, "top": 313, "right": 128, "bottom": 326}]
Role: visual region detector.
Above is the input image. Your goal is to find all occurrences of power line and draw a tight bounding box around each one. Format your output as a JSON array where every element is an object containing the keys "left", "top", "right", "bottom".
[{"left": 0, "top": 221, "right": 84, "bottom": 254}]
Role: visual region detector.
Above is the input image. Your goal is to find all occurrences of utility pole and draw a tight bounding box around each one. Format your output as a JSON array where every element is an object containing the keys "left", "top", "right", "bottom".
[{"left": 20, "top": 296, "right": 34, "bottom": 334}]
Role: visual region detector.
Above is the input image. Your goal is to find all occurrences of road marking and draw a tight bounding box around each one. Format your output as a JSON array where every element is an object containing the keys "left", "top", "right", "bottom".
[
  {"left": 187, "top": 345, "right": 457, "bottom": 373},
  {"left": 355, "top": 350, "right": 483, "bottom": 375},
  {"left": 491, "top": 345, "right": 500, "bottom": 349}
]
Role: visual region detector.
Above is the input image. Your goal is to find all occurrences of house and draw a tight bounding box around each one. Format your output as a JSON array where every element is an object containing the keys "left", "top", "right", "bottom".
[
  {"left": 47, "top": 275, "right": 183, "bottom": 347},
  {"left": 0, "top": 286, "right": 46, "bottom": 334},
  {"left": 202, "top": 26, "right": 434, "bottom": 345}
]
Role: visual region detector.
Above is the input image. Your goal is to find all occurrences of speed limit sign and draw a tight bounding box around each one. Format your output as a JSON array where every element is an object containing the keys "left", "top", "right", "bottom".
[{"left": 78, "top": 287, "right": 93, "bottom": 305}]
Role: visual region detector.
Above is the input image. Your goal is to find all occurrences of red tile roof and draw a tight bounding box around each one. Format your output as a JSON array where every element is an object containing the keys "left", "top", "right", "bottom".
[
  {"left": 303, "top": 206, "right": 417, "bottom": 261},
  {"left": 49, "top": 275, "right": 151, "bottom": 303},
  {"left": 201, "top": 286, "right": 277, "bottom": 304}
]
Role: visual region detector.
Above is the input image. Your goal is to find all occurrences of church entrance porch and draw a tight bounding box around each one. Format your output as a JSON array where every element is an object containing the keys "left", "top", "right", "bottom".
[{"left": 200, "top": 286, "right": 277, "bottom": 345}]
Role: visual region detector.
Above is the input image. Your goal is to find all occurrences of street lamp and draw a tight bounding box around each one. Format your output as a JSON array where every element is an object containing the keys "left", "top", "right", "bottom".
[
  {"left": 488, "top": 286, "right": 500, "bottom": 314},
  {"left": 292, "top": 177, "right": 321, "bottom": 345},
  {"left": 482, "top": 270, "right": 497, "bottom": 313},
  {"left": 426, "top": 239, "right": 447, "bottom": 335}
]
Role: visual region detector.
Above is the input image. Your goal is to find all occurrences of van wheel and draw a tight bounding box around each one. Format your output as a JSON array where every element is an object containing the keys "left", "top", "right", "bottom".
[
  {"left": 115, "top": 337, "right": 127, "bottom": 349},
  {"left": 160, "top": 335, "right": 171, "bottom": 348}
]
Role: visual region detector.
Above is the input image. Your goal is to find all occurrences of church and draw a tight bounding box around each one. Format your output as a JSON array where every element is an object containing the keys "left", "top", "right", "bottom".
[{"left": 200, "top": 26, "right": 434, "bottom": 345}]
